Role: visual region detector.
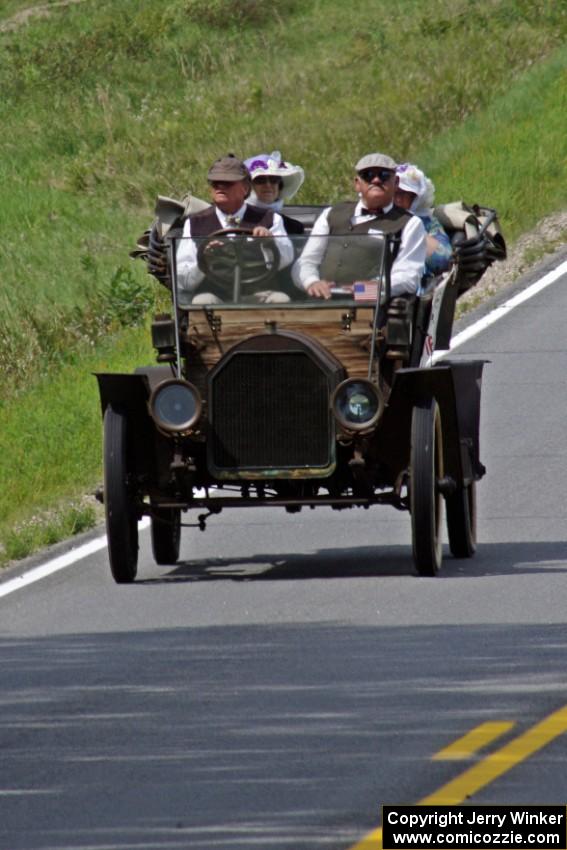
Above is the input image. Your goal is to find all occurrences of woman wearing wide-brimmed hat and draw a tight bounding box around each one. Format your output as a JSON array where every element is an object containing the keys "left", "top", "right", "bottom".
[{"left": 244, "top": 151, "right": 305, "bottom": 234}]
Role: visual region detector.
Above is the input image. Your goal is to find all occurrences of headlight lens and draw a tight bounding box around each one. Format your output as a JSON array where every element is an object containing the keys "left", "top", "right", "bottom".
[
  {"left": 332, "top": 379, "right": 384, "bottom": 431},
  {"left": 149, "top": 380, "right": 201, "bottom": 433}
]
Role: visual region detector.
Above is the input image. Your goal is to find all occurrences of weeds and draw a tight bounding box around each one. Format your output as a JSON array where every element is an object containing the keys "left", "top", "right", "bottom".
[
  {"left": 521, "top": 230, "right": 567, "bottom": 269},
  {"left": 106, "top": 265, "right": 154, "bottom": 328},
  {"left": 181, "top": 0, "right": 282, "bottom": 28},
  {"left": 0, "top": 321, "right": 154, "bottom": 567},
  {"left": 0, "top": 503, "right": 98, "bottom": 565}
]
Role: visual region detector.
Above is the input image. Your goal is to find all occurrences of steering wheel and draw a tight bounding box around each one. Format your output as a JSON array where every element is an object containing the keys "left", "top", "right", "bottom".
[{"left": 196, "top": 227, "right": 281, "bottom": 301}]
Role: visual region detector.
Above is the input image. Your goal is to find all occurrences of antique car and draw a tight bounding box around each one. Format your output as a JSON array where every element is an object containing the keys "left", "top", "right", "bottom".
[{"left": 96, "top": 199, "right": 505, "bottom": 583}]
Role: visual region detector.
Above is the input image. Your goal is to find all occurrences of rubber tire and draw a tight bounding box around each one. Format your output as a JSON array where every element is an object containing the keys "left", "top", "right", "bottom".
[
  {"left": 446, "top": 481, "right": 477, "bottom": 558},
  {"left": 410, "top": 398, "right": 443, "bottom": 576},
  {"left": 151, "top": 508, "right": 181, "bottom": 565},
  {"left": 103, "top": 406, "right": 138, "bottom": 584}
]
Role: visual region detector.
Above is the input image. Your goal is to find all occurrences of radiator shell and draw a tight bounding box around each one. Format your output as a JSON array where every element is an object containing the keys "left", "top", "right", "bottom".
[{"left": 207, "top": 332, "right": 346, "bottom": 479}]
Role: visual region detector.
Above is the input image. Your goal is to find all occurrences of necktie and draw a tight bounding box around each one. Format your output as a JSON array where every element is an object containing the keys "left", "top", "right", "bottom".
[
  {"left": 226, "top": 215, "right": 240, "bottom": 227},
  {"left": 361, "top": 208, "right": 383, "bottom": 216}
]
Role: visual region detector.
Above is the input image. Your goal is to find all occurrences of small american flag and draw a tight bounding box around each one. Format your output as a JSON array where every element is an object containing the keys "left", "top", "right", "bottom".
[{"left": 353, "top": 281, "right": 379, "bottom": 302}]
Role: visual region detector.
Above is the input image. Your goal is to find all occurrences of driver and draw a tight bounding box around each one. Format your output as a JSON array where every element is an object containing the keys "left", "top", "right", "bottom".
[
  {"left": 176, "top": 154, "right": 294, "bottom": 305},
  {"left": 292, "top": 152, "right": 426, "bottom": 300}
]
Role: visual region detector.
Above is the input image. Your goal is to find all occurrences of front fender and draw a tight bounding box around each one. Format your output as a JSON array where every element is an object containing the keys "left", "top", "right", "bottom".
[
  {"left": 94, "top": 367, "right": 174, "bottom": 483},
  {"left": 375, "top": 360, "right": 487, "bottom": 486},
  {"left": 94, "top": 366, "right": 173, "bottom": 419}
]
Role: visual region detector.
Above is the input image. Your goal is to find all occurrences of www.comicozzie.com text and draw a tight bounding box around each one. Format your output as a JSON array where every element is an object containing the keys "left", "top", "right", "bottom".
[{"left": 382, "top": 806, "right": 566, "bottom": 849}]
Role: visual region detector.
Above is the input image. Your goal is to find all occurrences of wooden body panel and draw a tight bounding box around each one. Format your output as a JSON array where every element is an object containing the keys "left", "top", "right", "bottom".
[{"left": 181, "top": 307, "right": 374, "bottom": 382}]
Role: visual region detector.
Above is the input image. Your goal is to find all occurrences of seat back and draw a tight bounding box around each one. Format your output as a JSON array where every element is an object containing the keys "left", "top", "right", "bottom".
[{"left": 282, "top": 204, "right": 328, "bottom": 233}]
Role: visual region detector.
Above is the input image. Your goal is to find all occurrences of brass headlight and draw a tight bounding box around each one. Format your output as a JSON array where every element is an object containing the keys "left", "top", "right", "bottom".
[
  {"left": 332, "top": 378, "right": 384, "bottom": 432},
  {"left": 149, "top": 379, "right": 202, "bottom": 434}
]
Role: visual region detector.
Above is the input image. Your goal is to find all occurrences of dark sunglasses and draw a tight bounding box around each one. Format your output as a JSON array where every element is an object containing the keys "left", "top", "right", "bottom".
[
  {"left": 253, "top": 175, "right": 282, "bottom": 185},
  {"left": 358, "top": 168, "right": 394, "bottom": 184}
]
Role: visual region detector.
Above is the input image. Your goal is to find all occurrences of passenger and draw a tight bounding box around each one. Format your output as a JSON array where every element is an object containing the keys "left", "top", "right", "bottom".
[
  {"left": 394, "top": 163, "right": 453, "bottom": 277},
  {"left": 244, "top": 151, "right": 305, "bottom": 234},
  {"left": 293, "top": 153, "right": 426, "bottom": 300},
  {"left": 175, "top": 154, "right": 294, "bottom": 306}
]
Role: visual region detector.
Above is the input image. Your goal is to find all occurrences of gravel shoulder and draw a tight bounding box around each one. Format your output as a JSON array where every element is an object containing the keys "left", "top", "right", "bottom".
[{"left": 456, "top": 210, "right": 567, "bottom": 318}]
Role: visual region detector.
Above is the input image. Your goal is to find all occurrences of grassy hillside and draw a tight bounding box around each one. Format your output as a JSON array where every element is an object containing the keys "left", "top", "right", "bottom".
[{"left": 0, "top": 0, "right": 566, "bottom": 562}]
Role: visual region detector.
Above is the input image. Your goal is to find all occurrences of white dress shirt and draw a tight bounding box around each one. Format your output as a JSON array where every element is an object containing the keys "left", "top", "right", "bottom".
[
  {"left": 175, "top": 203, "right": 294, "bottom": 306},
  {"left": 292, "top": 201, "right": 427, "bottom": 297}
]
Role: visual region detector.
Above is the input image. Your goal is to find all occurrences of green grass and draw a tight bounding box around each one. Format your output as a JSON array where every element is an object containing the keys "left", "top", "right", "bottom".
[
  {"left": 0, "top": 322, "right": 154, "bottom": 564},
  {"left": 0, "top": 322, "right": 153, "bottom": 515},
  {"left": 2, "top": 503, "right": 98, "bottom": 563},
  {"left": 0, "top": 0, "right": 566, "bottom": 563},
  {"left": 0, "top": 1, "right": 47, "bottom": 24},
  {"left": 0, "top": 0, "right": 565, "bottom": 394},
  {"left": 420, "top": 49, "right": 567, "bottom": 241}
]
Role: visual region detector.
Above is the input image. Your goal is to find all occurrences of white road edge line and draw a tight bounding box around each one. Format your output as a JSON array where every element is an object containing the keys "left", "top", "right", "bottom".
[
  {"left": 433, "top": 258, "right": 567, "bottom": 360},
  {"left": 0, "top": 518, "right": 150, "bottom": 599},
  {"left": 1, "top": 258, "right": 567, "bottom": 599}
]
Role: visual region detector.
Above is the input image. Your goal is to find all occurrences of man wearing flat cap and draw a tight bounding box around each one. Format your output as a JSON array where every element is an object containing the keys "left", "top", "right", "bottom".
[
  {"left": 293, "top": 152, "right": 426, "bottom": 299},
  {"left": 176, "top": 153, "right": 293, "bottom": 305}
]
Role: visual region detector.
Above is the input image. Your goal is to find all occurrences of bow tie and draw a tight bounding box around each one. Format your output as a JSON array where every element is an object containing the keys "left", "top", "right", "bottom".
[{"left": 361, "top": 207, "right": 383, "bottom": 216}]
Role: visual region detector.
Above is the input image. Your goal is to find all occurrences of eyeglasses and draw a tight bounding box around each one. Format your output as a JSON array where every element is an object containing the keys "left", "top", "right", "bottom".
[
  {"left": 253, "top": 176, "right": 281, "bottom": 185},
  {"left": 358, "top": 168, "right": 394, "bottom": 184}
]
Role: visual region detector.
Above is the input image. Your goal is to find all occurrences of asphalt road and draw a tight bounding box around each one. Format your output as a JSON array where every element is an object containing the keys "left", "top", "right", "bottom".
[{"left": 2, "top": 257, "right": 567, "bottom": 850}]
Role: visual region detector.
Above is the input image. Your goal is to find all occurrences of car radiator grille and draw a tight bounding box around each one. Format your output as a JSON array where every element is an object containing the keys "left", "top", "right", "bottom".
[{"left": 210, "top": 350, "right": 332, "bottom": 472}]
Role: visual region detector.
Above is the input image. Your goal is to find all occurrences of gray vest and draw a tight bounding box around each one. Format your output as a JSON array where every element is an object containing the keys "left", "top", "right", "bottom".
[{"left": 320, "top": 202, "right": 411, "bottom": 284}]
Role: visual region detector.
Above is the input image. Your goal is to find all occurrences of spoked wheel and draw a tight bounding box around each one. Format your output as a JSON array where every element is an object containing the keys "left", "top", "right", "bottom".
[
  {"left": 103, "top": 406, "right": 138, "bottom": 584},
  {"left": 446, "top": 480, "right": 477, "bottom": 558},
  {"left": 151, "top": 507, "right": 181, "bottom": 565},
  {"left": 410, "top": 397, "right": 444, "bottom": 576}
]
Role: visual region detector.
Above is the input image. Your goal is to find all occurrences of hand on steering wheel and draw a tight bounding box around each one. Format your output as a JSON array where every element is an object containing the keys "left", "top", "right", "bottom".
[{"left": 196, "top": 227, "right": 281, "bottom": 301}]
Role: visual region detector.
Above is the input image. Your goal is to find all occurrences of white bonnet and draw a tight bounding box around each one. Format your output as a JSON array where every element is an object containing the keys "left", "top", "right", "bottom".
[{"left": 396, "top": 163, "right": 435, "bottom": 213}]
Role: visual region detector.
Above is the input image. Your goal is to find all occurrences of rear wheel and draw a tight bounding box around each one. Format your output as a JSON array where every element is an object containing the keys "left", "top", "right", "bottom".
[
  {"left": 103, "top": 406, "right": 138, "bottom": 584},
  {"left": 410, "top": 398, "right": 443, "bottom": 576},
  {"left": 446, "top": 481, "right": 477, "bottom": 558},
  {"left": 151, "top": 508, "right": 181, "bottom": 565}
]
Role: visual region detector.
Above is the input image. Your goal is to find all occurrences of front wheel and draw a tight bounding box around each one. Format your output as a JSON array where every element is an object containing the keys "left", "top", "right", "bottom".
[
  {"left": 410, "top": 398, "right": 443, "bottom": 576},
  {"left": 446, "top": 481, "right": 477, "bottom": 558},
  {"left": 103, "top": 406, "right": 139, "bottom": 583},
  {"left": 151, "top": 508, "right": 181, "bottom": 565}
]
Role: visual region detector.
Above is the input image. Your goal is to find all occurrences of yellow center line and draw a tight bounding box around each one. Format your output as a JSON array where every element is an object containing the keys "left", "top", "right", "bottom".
[
  {"left": 350, "top": 825, "right": 384, "bottom": 849},
  {"left": 432, "top": 721, "right": 516, "bottom": 761},
  {"left": 347, "top": 703, "right": 567, "bottom": 850},
  {"left": 422, "top": 704, "right": 567, "bottom": 804}
]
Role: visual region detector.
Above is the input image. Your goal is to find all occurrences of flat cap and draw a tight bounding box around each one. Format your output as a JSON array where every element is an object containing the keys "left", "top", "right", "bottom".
[
  {"left": 207, "top": 153, "right": 250, "bottom": 182},
  {"left": 355, "top": 152, "right": 398, "bottom": 172}
]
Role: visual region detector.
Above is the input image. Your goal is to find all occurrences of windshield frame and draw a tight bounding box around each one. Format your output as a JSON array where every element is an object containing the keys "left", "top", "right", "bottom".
[{"left": 167, "top": 231, "right": 392, "bottom": 312}]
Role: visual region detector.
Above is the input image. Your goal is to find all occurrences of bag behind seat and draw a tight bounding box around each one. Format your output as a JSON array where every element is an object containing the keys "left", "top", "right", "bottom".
[
  {"left": 434, "top": 201, "right": 507, "bottom": 291},
  {"left": 434, "top": 201, "right": 507, "bottom": 259}
]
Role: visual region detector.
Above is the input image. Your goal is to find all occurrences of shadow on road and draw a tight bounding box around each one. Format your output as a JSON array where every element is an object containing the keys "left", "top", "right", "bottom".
[
  {"left": 142, "top": 544, "right": 415, "bottom": 583},
  {"left": 3, "top": 620, "right": 567, "bottom": 849},
  {"left": 138, "top": 540, "right": 567, "bottom": 584}
]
